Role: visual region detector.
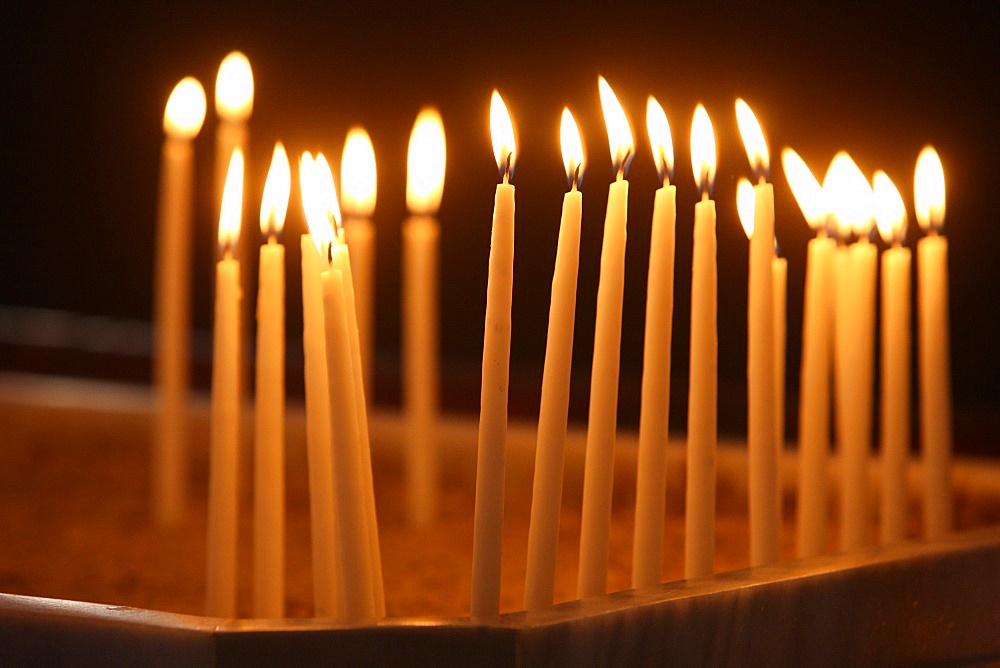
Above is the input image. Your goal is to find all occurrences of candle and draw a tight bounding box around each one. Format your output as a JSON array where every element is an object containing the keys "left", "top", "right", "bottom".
[
  {"left": 783, "top": 148, "right": 835, "bottom": 559},
  {"left": 152, "top": 77, "right": 206, "bottom": 526},
  {"left": 735, "top": 99, "right": 779, "bottom": 567},
  {"left": 632, "top": 96, "right": 676, "bottom": 589},
  {"left": 524, "top": 108, "right": 585, "bottom": 609},
  {"left": 914, "top": 146, "right": 952, "bottom": 538},
  {"left": 252, "top": 142, "right": 290, "bottom": 618},
  {"left": 206, "top": 149, "right": 244, "bottom": 618},
  {"left": 685, "top": 104, "right": 718, "bottom": 579},
  {"left": 578, "top": 77, "right": 633, "bottom": 599},
  {"left": 341, "top": 128, "right": 378, "bottom": 399},
  {"left": 825, "top": 152, "right": 877, "bottom": 551},
  {"left": 403, "top": 109, "right": 446, "bottom": 528},
  {"left": 471, "top": 91, "right": 516, "bottom": 617},
  {"left": 873, "top": 170, "right": 910, "bottom": 545},
  {"left": 773, "top": 247, "right": 787, "bottom": 455}
]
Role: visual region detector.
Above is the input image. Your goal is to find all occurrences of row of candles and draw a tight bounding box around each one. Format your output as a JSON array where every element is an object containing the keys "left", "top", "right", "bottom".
[{"left": 153, "top": 53, "right": 951, "bottom": 622}]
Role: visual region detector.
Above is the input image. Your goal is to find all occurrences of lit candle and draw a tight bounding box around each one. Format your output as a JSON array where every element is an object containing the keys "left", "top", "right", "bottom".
[
  {"left": 471, "top": 91, "right": 516, "bottom": 618},
  {"left": 632, "top": 96, "right": 676, "bottom": 589},
  {"left": 825, "top": 152, "right": 877, "bottom": 551},
  {"left": 873, "top": 170, "right": 910, "bottom": 545},
  {"left": 578, "top": 76, "right": 634, "bottom": 599},
  {"left": 783, "top": 148, "right": 835, "bottom": 559},
  {"left": 914, "top": 146, "right": 952, "bottom": 538},
  {"left": 735, "top": 99, "right": 779, "bottom": 567},
  {"left": 341, "top": 128, "right": 378, "bottom": 399},
  {"left": 524, "top": 107, "right": 585, "bottom": 610},
  {"left": 252, "top": 142, "right": 290, "bottom": 619},
  {"left": 152, "top": 77, "right": 206, "bottom": 527},
  {"left": 403, "top": 109, "right": 446, "bottom": 528},
  {"left": 685, "top": 104, "right": 718, "bottom": 580},
  {"left": 206, "top": 149, "right": 244, "bottom": 618}
]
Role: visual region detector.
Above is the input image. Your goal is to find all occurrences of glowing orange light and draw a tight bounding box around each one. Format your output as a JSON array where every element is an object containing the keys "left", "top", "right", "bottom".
[
  {"left": 823, "top": 152, "right": 874, "bottom": 240},
  {"left": 873, "top": 170, "right": 907, "bottom": 245},
  {"left": 259, "top": 142, "right": 290, "bottom": 238},
  {"left": 163, "top": 77, "right": 206, "bottom": 139},
  {"left": 735, "top": 98, "right": 769, "bottom": 180},
  {"left": 914, "top": 146, "right": 946, "bottom": 233},
  {"left": 560, "top": 108, "right": 585, "bottom": 189},
  {"left": 490, "top": 91, "right": 516, "bottom": 182},
  {"left": 737, "top": 177, "right": 756, "bottom": 239},
  {"left": 690, "top": 104, "right": 717, "bottom": 196},
  {"left": 782, "top": 148, "right": 828, "bottom": 231},
  {"left": 214, "top": 51, "right": 254, "bottom": 121},
  {"left": 646, "top": 96, "right": 673, "bottom": 185},
  {"left": 341, "top": 127, "right": 377, "bottom": 218},
  {"left": 407, "top": 108, "right": 447, "bottom": 215},
  {"left": 598, "top": 76, "right": 634, "bottom": 178},
  {"left": 217, "top": 148, "right": 244, "bottom": 253}
]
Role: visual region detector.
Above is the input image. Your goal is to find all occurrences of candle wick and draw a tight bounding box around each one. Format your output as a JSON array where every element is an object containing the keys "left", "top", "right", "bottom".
[
  {"left": 700, "top": 191, "right": 709, "bottom": 203},
  {"left": 326, "top": 241, "right": 334, "bottom": 265}
]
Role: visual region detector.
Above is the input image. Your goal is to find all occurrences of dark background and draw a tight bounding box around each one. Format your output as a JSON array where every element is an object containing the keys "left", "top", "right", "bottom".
[{"left": 1, "top": 2, "right": 997, "bottom": 450}]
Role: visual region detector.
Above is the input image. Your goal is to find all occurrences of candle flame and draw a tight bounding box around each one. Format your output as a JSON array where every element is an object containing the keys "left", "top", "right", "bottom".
[
  {"left": 217, "top": 148, "right": 244, "bottom": 254},
  {"left": 782, "top": 147, "right": 828, "bottom": 231},
  {"left": 300, "top": 152, "right": 338, "bottom": 257},
  {"left": 341, "top": 127, "right": 377, "bottom": 218},
  {"left": 735, "top": 98, "right": 770, "bottom": 181},
  {"left": 214, "top": 51, "right": 254, "bottom": 121},
  {"left": 737, "top": 177, "right": 756, "bottom": 239},
  {"left": 163, "top": 77, "right": 206, "bottom": 140},
  {"left": 873, "top": 170, "right": 907, "bottom": 245},
  {"left": 914, "top": 146, "right": 945, "bottom": 233},
  {"left": 560, "top": 108, "right": 585, "bottom": 189},
  {"left": 823, "top": 151, "right": 875, "bottom": 240},
  {"left": 490, "top": 91, "right": 517, "bottom": 182},
  {"left": 598, "top": 76, "right": 634, "bottom": 179},
  {"left": 407, "top": 108, "right": 447, "bottom": 215},
  {"left": 259, "top": 142, "right": 290, "bottom": 238},
  {"left": 690, "top": 104, "right": 717, "bottom": 196},
  {"left": 646, "top": 96, "right": 674, "bottom": 185}
]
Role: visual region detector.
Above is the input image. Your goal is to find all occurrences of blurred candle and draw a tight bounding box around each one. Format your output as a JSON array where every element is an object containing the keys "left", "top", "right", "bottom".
[
  {"left": 524, "top": 108, "right": 585, "bottom": 609},
  {"left": 873, "top": 170, "right": 910, "bottom": 545},
  {"left": 914, "top": 146, "right": 952, "bottom": 538},
  {"left": 206, "top": 149, "right": 244, "bottom": 618},
  {"left": 773, "top": 244, "right": 787, "bottom": 455},
  {"left": 783, "top": 148, "right": 834, "bottom": 559},
  {"left": 403, "top": 109, "right": 446, "bottom": 528},
  {"left": 685, "top": 104, "right": 718, "bottom": 579},
  {"left": 153, "top": 77, "right": 206, "bottom": 526},
  {"left": 341, "top": 128, "right": 378, "bottom": 399},
  {"left": 632, "top": 96, "right": 676, "bottom": 589},
  {"left": 578, "top": 77, "right": 633, "bottom": 599},
  {"left": 471, "top": 91, "right": 516, "bottom": 617}
]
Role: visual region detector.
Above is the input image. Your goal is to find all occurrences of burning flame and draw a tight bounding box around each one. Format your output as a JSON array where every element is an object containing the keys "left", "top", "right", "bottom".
[
  {"left": 914, "top": 146, "right": 945, "bottom": 233},
  {"left": 214, "top": 51, "right": 254, "bottom": 121},
  {"left": 873, "top": 171, "right": 907, "bottom": 245},
  {"left": 341, "top": 127, "right": 377, "bottom": 218},
  {"left": 598, "top": 76, "right": 634, "bottom": 179},
  {"left": 407, "top": 108, "right": 447, "bottom": 215},
  {"left": 690, "top": 104, "right": 717, "bottom": 197},
  {"left": 735, "top": 98, "right": 769, "bottom": 181},
  {"left": 737, "top": 177, "right": 756, "bottom": 239},
  {"left": 217, "top": 148, "right": 244, "bottom": 254},
  {"left": 490, "top": 91, "right": 516, "bottom": 182},
  {"left": 560, "top": 108, "right": 585, "bottom": 189},
  {"left": 782, "top": 148, "right": 828, "bottom": 231},
  {"left": 646, "top": 96, "right": 674, "bottom": 185},
  {"left": 259, "top": 142, "right": 290, "bottom": 238},
  {"left": 163, "top": 77, "right": 206, "bottom": 139},
  {"left": 823, "top": 152, "right": 875, "bottom": 240},
  {"left": 299, "top": 152, "right": 339, "bottom": 257}
]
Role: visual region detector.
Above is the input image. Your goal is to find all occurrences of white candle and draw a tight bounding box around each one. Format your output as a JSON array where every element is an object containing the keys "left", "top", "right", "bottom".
[
  {"left": 874, "top": 170, "right": 910, "bottom": 545},
  {"left": 782, "top": 148, "right": 835, "bottom": 559},
  {"left": 341, "top": 128, "right": 378, "bottom": 400},
  {"left": 914, "top": 146, "right": 952, "bottom": 538},
  {"left": 524, "top": 108, "right": 584, "bottom": 609},
  {"left": 632, "top": 97, "right": 676, "bottom": 589},
  {"left": 403, "top": 110, "right": 446, "bottom": 528},
  {"left": 252, "top": 143, "right": 290, "bottom": 619},
  {"left": 773, "top": 253, "right": 787, "bottom": 455},
  {"left": 471, "top": 92, "right": 516, "bottom": 617},
  {"left": 206, "top": 149, "right": 244, "bottom": 618},
  {"left": 685, "top": 103, "right": 718, "bottom": 579},
  {"left": 578, "top": 77, "right": 633, "bottom": 599},
  {"left": 152, "top": 77, "right": 206, "bottom": 527}
]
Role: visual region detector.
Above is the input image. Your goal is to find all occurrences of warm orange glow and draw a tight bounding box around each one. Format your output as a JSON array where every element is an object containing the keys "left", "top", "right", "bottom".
[
  {"left": 782, "top": 148, "right": 828, "bottom": 231},
  {"left": 259, "top": 142, "right": 290, "bottom": 237},
  {"left": 341, "top": 127, "right": 377, "bottom": 218},
  {"left": 735, "top": 98, "right": 769, "bottom": 180},
  {"left": 490, "top": 91, "right": 516, "bottom": 181},
  {"left": 914, "top": 146, "right": 946, "bottom": 233},
  {"left": 646, "top": 96, "right": 673, "bottom": 185},
  {"left": 217, "top": 148, "right": 244, "bottom": 253},
  {"left": 737, "top": 177, "right": 756, "bottom": 239},
  {"left": 690, "top": 104, "right": 717, "bottom": 196},
  {"left": 163, "top": 77, "right": 206, "bottom": 139},
  {"left": 598, "top": 76, "right": 634, "bottom": 178},
  {"left": 823, "top": 151, "right": 875, "bottom": 239},
  {"left": 299, "top": 152, "right": 336, "bottom": 256},
  {"left": 407, "top": 108, "right": 447, "bottom": 215},
  {"left": 873, "top": 171, "right": 907, "bottom": 245},
  {"left": 215, "top": 51, "right": 254, "bottom": 121},
  {"left": 560, "top": 108, "right": 585, "bottom": 189}
]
